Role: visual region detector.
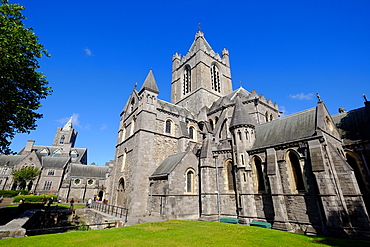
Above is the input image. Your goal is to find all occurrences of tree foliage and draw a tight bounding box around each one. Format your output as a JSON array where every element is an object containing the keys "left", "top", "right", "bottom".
[
  {"left": 11, "top": 166, "right": 40, "bottom": 188},
  {"left": 0, "top": 0, "right": 52, "bottom": 154}
]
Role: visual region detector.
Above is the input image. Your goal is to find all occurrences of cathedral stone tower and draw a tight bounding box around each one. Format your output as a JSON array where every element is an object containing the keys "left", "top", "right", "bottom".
[
  {"left": 171, "top": 31, "right": 232, "bottom": 114},
  {"left": 52, "top": 117, "right": 77, "bottom": 147}
]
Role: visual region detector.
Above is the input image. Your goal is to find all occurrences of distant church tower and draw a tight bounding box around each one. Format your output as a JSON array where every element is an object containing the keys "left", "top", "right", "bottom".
[
  {"left": 52, "top": 117, "right": 78, "bottom": 147},
  {"left": 171, "top": 30, "right": 232, "bottom": 114}
]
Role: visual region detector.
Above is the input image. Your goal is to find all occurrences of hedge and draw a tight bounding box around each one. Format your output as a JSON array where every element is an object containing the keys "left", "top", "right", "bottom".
[
  {"left": 13, "top": 194, "right": 58, "bottom": 203},
  {"left": 0, "top": 190, "right": 28, "bottom": 198}
]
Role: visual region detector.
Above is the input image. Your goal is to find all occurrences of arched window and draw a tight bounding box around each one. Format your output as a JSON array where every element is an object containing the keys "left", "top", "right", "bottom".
[
  {"left": 165, "top": 119, "right": 173, "bottom": 134},
  {"left": 346, "top": 152, "right": 366, "bottom": 193},
  {"left": 121, "top": 148, "right": 127, "bottom": 172},
  {"left": 186, "top": 169, "right": 195, "bottom": 193},
  {"left": 183, "top": 65, "right": 191, "bottom": 95},
  {"left": 60, "top": 135, "right": 65, "bottom": 144},
  {"left": 214, "top": 116, "right": 219, "bottom": 125},
  {"left": 270, "top": 114, "right": 274, "bottom": 121},
  {"left": 287, "top": 151, "right": 305, "bottom": 192},
  {"left": 265, "top": 112, "right": 269, "bottom": 122},
  {"left": 219, "top": 120, "right": 227, "bottom": 139},
  {"left": 226, "top": 161, "right": 234, "bottom": 191},
  {"left": 252, "top": 156, "right": 266, "bottom": 192},
  {"left": 209, "top": 119, "right": 214, "bottom": 131},
  {"left": 130, "top": 117, "right": 136, "bottom": 136},
  {"left": 189, "top": 126, "right": 195, "bottom": 140},
  {"left": 121, "top": 124, "right": 126, "bottom": 142},
  {"left": 237, "top": 130, "right": 242, "bottom": 141},
  {"left": 245, "top": 131, "right": 249, "bottom": 140},
  {"left": 211, "top": 64, "right": 220, "bottom": 93},
  {"left": 130, "top": 98, "right": 135, "bottom": 112}
]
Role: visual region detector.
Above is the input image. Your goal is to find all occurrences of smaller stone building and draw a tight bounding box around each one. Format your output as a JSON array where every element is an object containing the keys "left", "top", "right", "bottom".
[{"left": 0, "top": 118, "right": 111, "bottom": 203}]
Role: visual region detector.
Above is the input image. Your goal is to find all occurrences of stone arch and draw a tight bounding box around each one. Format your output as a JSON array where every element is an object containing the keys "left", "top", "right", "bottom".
[
  {"left": 165, "top": 118, "right": 174, "bottom": 135},
  {"left": 345, "top": 151, "right": 368, "bottom": 193},
  {"left": 251, "top": 156, "right": 266, "bottom": 193},
  {"left": 117, "top": 177, "right": 125, "bottom": 206},
  {"left": 286, "top": 150, "right": 306, "bottom": 193},
  {"left": 225, "top": 159, "right": 234, "bottom": 191},
  {"left": 188, "top": 125, "right": 196, "bottom": 141},
  {"left": 183, "top": 64, "right": 192, "bottom": 94},
  {"left": 185, "top": 168, "right": 196, "bottom": 193},
  {"left": 210, "top": 62, "right": 221, "bottom": 93}
]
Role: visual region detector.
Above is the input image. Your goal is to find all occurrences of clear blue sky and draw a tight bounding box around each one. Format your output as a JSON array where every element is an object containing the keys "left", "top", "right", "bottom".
[{"left": 9, "top": 0, "right": 370, "bottom": 166}]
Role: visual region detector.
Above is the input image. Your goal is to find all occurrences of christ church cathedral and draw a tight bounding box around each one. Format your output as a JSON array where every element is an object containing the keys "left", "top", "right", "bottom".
[{"left": 108, "top": 30, "right": 370, "bottom": 236}]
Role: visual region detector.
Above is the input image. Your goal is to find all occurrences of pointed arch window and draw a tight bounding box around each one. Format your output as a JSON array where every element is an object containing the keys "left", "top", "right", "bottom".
[
  {"left": 346, "top": 152, "right": 366, "bottom": 193},
  {"left": 287, "top": 151, "right": 305, "bottom": 193},
  {"left": 209, "top": 119, "right": 214, "bottom": 131},
  {"left": 60, "top": 135, "right": 65, "bottom": 144},
  {"left": 265, "top": 112, "right": 269, "bottom": 122},
  {"left": 245, "top": 131, "right": 249, "bottom": 140},
  {"left": 165, "top": 119, "right": 173, "bottom": 134},
  {"left": 252, "top": 156, "right": 266, "bottom": 193},
  {"left": 189, "top": 126, "right": 196, "bottom": 140},
  {"left": 121, "top": 148, "right": 127, "bottom": 172},
  {"left": 183, "top": 65, "right": 191, "bottom": 95},
  {"left": 237, "top": 130, "right": 242, "bottom": 141},
  {"left": 186, "top": 169, "right": 195, "bottom": 193},
  {"left": 211, "top": 64, "right": 220, "bottom": 93},
  {"left": 226, "top": 161, "right": 234, "bottom": 191}
]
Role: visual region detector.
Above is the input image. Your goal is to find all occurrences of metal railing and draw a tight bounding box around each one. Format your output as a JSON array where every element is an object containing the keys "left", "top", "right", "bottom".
[
  {"left": 91, "top": 201, "right": 128, "bottom": 223},
  {"left": 26, "top": 222, "right": 116, "bottom": 236}
]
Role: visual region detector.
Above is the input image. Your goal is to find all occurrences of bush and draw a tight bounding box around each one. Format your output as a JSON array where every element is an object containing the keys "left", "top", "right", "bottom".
[
  {"left": 0, "top": 190, "right": 28, "bottom": 198},
  {"left": 13, "top": 194, "right": 58, "bottom": 203}
]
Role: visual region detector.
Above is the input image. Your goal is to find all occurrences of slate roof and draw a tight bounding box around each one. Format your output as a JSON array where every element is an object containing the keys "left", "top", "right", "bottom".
[
  {"left": 332, "top": 106, "right": 370, "bottom": 145},
  {"left": 18, "top": 145, "right": 87, "bottom": 163},
  {"left": 42, "top": 156, "right": 69, "bottom": 169},
  {"left": 252, "top": 107, "right": 317, "bottom": 150},
  {"left": 209, "top": 87, "right": 251, "bottom": 112},
  {"left": 70, "top": 163, "right": 109, "bottom": 179},
  {"left": 151, "top": 152, "right": 187, "bottom": 178},
  {"left": 229, "top": 95, "right": 254, "bottom": 129},
  {"left": 140, "top": 69, "right": 159, "bottom": 94},
  {"left": 157, "top": 100, "right": 194, "bottom": 119},
  {"left": 0, "top": 155, "right": 26, "bottom": 167}
]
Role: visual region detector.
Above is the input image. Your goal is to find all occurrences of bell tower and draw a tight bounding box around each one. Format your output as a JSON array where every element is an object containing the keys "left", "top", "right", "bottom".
[
  {"left": 171, "top": 31, "right": 232, "bottom": 114},
  {"left": 52, "top": 117, "right": 78, "bottom": 147}
]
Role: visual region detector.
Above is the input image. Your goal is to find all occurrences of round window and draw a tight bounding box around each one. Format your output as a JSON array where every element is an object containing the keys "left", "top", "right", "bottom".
[
  {"left": 74, "top": 178, "right": 81, "bottom": 185},
  {"left": 87, "top": 179, "right": 94, "bottom": 185}
]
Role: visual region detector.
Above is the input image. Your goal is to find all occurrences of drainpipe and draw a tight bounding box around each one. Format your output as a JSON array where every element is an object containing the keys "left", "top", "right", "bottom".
[{"left": 214, "top": 154, "right": 221, "bottom": 221}]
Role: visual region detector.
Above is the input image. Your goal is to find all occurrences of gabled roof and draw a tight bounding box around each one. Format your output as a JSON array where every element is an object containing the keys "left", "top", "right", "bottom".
[
  {"left": 157, "top": 100, "right": 194, "bottom": 119},
  {"left": 151, "top": 152, "right": 187, "bottom": 178},
  {"left": 252, "top": 107, "right": 317, "bottom": 150},
  {"left": 0, "top": 155, "right": 27, "bottom": 167},
  {"left": 70, "top": 163, "right": 109, "bottom": 179},
  {"left": 333, "top": 106, "right": 370, "bottom": 145},
  {"left": 139, "top": 69, "right": 159, "bottom": 94},
  {"left": 209, "top": 87, "right": 251, "bottom": 113},
  {"left": 42, "top": 156, "right": 69, "bottom": 169}
]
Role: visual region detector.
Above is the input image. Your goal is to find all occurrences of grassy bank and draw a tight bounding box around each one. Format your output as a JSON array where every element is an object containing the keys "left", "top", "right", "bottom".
[{"left": 1, "top": 220, "right": 369, "bottom": 247}]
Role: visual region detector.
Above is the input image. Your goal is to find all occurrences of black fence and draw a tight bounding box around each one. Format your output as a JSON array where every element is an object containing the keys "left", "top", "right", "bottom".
[
  {"left": 26, "top": 222, "right": 116, "bottom": 236},
  {"left": 91, "top": 201, "right": 128, "bottom": 223}
]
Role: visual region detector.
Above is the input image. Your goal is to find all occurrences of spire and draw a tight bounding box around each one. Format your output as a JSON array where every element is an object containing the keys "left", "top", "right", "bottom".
[
  {"left": 139, "top": 69, "right": 159, "bottom": 94},
  {"left": 62, "top": 117, "right": 73, "bottom": 131},
  {"left": 229, "top": 95, "right": 254, "bottom": 130}
]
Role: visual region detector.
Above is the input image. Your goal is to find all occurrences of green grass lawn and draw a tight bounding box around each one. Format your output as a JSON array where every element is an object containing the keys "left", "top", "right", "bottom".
[{"left": 0, "top": 220, "right": 369, "bottom": 247}]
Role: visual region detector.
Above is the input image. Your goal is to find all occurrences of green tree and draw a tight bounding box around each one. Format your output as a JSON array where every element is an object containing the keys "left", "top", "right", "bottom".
[
  {"left": 0, "top": 0, "right": 52, "bottom": 154},
  {"left": 11, "top": 166, "right": 40, "bottom": 190}
]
